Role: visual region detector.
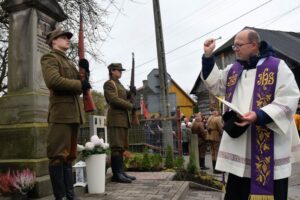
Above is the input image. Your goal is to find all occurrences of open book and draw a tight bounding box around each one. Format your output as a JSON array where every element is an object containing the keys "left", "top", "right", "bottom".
[{"left": 216, "top": 96, "right": 244, "bottom": 116}]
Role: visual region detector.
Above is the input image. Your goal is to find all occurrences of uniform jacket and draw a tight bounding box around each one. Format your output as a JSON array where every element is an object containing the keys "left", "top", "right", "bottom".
[
  {"left": 103, "top": 78, "right": 133, "bottom": 128},
  {"left": 41, "top": 49, "right": 85, "bottom": 124},
  {"left": 206, "top": 115, "right": 223, "bottom": 142},
  {"left": 191, "top": 120, "right": 206, "bottom": 139}
]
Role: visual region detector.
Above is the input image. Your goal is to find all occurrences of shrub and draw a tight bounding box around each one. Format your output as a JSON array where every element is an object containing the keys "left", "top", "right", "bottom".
[
  {"left": 174, "top": 155, "right": 186, "bottom": 180},
  {"left": 150, "top": 153, "right": 163, "bottom": 170},
  {"left": 142, "top": 148, "right": 151, "bottom": 171},
  {"left": 174, "top": 155, "right": 185, "bottom": 170},
  {"left": 131, "top": 153, "right": 144, "bottom": 170},
  {"left": 187, "top": 150, "right": 197, "bottom": 174}
]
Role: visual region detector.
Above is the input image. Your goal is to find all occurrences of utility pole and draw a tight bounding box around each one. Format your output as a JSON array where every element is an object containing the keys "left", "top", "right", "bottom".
[{"left": 152, "top": 0, "right": 173, "bottom": 152}]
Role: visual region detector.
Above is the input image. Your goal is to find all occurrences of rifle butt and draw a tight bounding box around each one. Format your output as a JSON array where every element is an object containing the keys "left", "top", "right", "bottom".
[
  {"left": 83, "top": 89, "right": 96, "bottom": 112},
  {"left": 79, "top": 69, "right": 96, "bottom": 112},
  {"left": 131, "top": 110, "right": 139, "bottom": 125}
]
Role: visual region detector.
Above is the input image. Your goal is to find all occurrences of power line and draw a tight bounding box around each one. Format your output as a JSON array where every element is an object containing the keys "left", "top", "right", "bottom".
[
  {"left": 93, "top": 0, "right": 272, "bottom": 85},
  {"left": 99, "top": 0, "right": 126, "bottom": 49},
  {"left": 163, "top": 0, "right": 240, "bottom": 39},
  {"left": 145, "top": 3, "right": 300, "bottom": 81},
  {"left": 128, "top": 0, "right": 147, "bottom": 5},
  {"left": 109, "top": 0, "right": 236, "bottom": 57},
  {"left": 164, "top": 0, "right": 222, "bottom": 30},
  {"left": 93, "top": 56, "right": 156, "bottom": 84},
  {"left": 138, "top": 1, "right": 273, "bottom": 67},
  {"left": 99, "top": 0, "right": 229, "bottom": 64},
  {"left": 258, "top": 4, "right": 300, "bottom": 28},
  {"left": 166, "top": 0, "right": 272, "bottom": 55}
]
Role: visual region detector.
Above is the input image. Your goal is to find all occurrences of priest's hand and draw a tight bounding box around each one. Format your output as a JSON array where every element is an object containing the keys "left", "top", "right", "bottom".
[
  {"left": 203, "top": 38, "right": 216, "bottom": 57},
  {"left": 234, "top": 111, "right": 257, "bottom": 127}
]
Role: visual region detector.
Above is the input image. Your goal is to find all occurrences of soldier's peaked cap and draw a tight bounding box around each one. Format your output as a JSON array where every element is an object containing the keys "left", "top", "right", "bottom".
[
  {"left": 46, "top": 27, "right": 73, "bottom": 46},
  {"left": 107, "top": 63, "right": 126, "bottom": 71}
]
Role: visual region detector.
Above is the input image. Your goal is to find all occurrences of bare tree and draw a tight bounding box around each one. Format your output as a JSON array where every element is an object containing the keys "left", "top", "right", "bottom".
[
  {"left": 58, "top": 0, "right": 115, "bottom": 61},
  {"left": 0, "top": 1, "right": 8, "bottom": 96},
  {"left": 0, "top": 0, "right": 117, "bottom": 95}
]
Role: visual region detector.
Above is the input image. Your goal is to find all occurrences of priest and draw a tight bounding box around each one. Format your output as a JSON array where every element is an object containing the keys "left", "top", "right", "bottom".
[{"left": 201, "top": 28, "right": 300, "bottom": 200}]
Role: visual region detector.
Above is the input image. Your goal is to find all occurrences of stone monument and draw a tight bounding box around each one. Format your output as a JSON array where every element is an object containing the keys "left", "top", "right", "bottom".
[{"left": 0, "top": 0, "right": 67, "bottom": 197}]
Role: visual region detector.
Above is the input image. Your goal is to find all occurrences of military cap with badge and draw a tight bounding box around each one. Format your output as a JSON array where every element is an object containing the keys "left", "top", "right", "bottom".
[
  {"left": 46, "top": 27, "right": 73, "bottom": 47},
  {"left": 107, "top": 63, "right": 126, "bottom": 71}
]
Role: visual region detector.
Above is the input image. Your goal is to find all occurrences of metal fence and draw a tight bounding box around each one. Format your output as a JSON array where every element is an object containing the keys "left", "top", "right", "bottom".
[
  {"left": 128, "top": 117, "right": 181, "bottom": 155},
  {"left": 78, "top": 115, "right": 182, "bottom": 156}
]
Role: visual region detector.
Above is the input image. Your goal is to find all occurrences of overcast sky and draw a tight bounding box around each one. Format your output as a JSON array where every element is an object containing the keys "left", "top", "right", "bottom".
[{"left": 91, "top": 0, "right": 300, "bottom": 93}]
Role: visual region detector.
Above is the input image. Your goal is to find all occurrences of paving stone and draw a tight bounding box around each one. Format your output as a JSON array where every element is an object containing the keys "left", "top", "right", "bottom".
[{"left": 32, "top": 155, "right": 300, "bottom": 200}]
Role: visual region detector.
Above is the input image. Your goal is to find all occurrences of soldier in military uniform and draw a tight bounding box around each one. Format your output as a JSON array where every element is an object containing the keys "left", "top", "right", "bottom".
[
  {"left": 103, "top": 63, "right": 136, "bottom": 183},
  {"left": 191, "top": 114, "right": 209, "bottom": 170},
  {"left": 206, "top": 110, "right": 223, "bottom": 173},
  {"left": 41, "top": 27, "right": 91, "bottom": 200}
]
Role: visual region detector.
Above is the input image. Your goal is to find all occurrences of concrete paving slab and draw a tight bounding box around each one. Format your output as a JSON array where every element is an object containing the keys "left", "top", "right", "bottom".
[{"left": 23, "top": 154, "right": 300, "bottom": 200}]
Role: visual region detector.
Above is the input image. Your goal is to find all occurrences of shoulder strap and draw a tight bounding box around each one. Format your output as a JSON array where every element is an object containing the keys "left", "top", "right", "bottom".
[{"left": 110, "top": 80, "right": 118, "bottom": 96}]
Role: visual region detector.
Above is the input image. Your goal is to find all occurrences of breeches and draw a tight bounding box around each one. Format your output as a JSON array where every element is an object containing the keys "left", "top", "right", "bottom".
[
  {"left": 108, "top": 127, "right": 128, "bottom": 156},
  {"left": 47, "top": 123, "right": 79, "bottom": 166},
  {"left": 198, "top": 138, "right": 207, "bottom": 158},
  {"left": 209, "top": 141, "right": 220, "bottom": 161}
]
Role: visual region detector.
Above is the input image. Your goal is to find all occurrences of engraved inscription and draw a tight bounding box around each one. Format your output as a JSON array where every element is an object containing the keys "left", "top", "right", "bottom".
[{"left": 37, "top": 19, "right": 51, "bottom": 54}]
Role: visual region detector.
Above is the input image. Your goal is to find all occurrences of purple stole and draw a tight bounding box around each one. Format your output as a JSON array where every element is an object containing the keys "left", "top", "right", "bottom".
[{"left": 225, "top": 57, "right": 279, "bottom": 200}]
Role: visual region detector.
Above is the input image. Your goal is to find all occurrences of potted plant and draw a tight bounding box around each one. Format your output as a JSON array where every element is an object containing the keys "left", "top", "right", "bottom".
[
  {"left": 0, "top": 168, "right": 36, "bottom": 199},
  {"left": 77, "top": 135, "right": 109, "bottom": 194}
]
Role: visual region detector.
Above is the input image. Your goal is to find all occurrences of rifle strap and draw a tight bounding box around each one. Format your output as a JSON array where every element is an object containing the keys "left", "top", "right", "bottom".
[{"left": 110, "top": 80, "right": 118, "bottom": 96}]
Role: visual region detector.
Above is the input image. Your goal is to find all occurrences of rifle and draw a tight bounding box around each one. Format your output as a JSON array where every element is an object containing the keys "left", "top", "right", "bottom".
[
  {"left": 130, "top": 52, "right": 139, "bottom": 125},
  {"left": 78, "top": 4, "right": 96, "bottom": 112}
]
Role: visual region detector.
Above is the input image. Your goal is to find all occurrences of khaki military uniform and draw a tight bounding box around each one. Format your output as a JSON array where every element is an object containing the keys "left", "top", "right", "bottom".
[
  {"left": 41, "top": 49, "right": 85, "bottom": 165},
  {"left": 206, "top": 115, "right": 223, "bottom": 161},
  {"left": 191, "top": 121, "right": 207, "bottom": 158},
  {"left": 103, "top": 78, "right": 133, "bottom": 153}
]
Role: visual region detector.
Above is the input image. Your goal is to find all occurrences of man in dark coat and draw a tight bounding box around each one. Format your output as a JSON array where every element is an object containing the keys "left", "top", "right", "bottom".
[
  {"left": 41, "top": 27, "right": 91, "bottom": 200},
  {"left": 103, "top": 63, "right": 136, "bottom": 183}
]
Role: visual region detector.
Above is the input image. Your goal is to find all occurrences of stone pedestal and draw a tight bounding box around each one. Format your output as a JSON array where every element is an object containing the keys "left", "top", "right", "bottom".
[
  {"left": 0, "top": 0, "right": 67, "bottom": 198},
  {"left": 190, "top": 134, "right": 200, "bottom": 170}
]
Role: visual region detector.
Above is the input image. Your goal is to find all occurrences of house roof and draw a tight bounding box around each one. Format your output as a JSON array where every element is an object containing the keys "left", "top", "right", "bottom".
[
  {"left": 170, "top": 79, "right": 196, "bottom": 105},
  {"left": 190, "top": 74, "right": 202, "bottom": 95},
  {"left": 137, "top": 79, "right": 195, "bottom": 105},
  {"left": 214, "top": 26, "right": 300, "bottom": 64},
  {"left": 190, "top": 27, "right": 300, "bottom": 94}
]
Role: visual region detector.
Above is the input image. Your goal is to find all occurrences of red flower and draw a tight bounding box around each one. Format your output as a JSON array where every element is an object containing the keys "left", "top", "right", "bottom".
[{"left": 0, "top": 170, "right": 15, "bottom": 194}]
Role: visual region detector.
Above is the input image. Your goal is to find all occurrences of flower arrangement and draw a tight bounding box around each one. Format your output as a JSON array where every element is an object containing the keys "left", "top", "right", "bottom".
[
  {"left": 0, "top": 168, "right": 36, "bottom": 196},
  {"left": 78, "top": 135, "right": 110, "bottom": 159}
]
